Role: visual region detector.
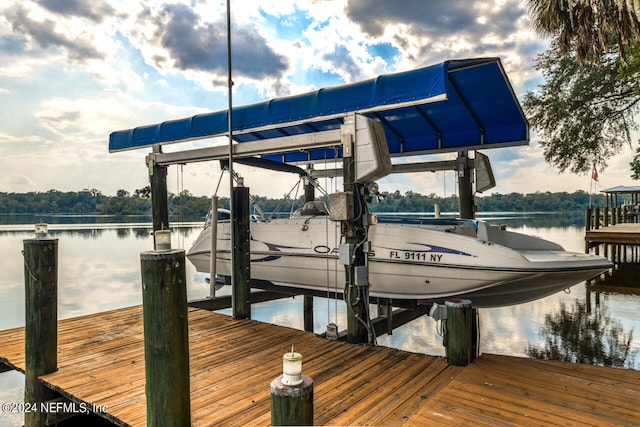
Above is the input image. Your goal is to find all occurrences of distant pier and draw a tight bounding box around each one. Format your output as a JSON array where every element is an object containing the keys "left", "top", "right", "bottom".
[
  {"left": 1, "top": 305, "right": 640, "bottom": 426},
  {"left": 585, "top": 206, "right": 640, "bottom": 263}
]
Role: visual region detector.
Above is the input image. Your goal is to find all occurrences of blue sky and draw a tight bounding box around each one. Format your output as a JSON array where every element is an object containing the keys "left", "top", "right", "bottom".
[{"left": 0, "top": 0, "right": 635, "bottom": 199}]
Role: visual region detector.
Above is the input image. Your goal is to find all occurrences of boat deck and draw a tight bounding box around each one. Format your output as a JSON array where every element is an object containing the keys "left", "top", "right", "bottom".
[{"left": 1, "top": 305, "right": 639, "bottom": 426}]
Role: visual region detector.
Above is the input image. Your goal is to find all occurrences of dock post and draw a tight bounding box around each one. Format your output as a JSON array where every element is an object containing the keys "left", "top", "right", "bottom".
[
  {"left": 23, "top": 225, "right": 58, "bottom": 427},
  {"left": 585, "top": 207, "right": 592, "bottom": 253},
  {"left": 149, "top": 148, "right": 170, "bottom": 239},
  {"left": 303, "top": 177, "right": 314, "bottom": 332},
  {"left": 457, "top": 150, "right": 475, "bottom": 219},
  {"left": 444, "top": 299, "right": 475, "bottom": 366},
  {"left": 339, "top": 116, "right": 370, "bottom": 344},
  {"left": 232, "top": 182, "right": 251, "bottom": 320},
  {"left": 603, "top": 207, "right": 609, "bottom": 259},
  {"left": 594, "top": 207, "right": 600, "bottom": 255},
  {"left": 271, "top": 349, "right": 314, "bottom": 426},
  {"left": 140, "top": 244, "right": 191, "bottom": 426}
]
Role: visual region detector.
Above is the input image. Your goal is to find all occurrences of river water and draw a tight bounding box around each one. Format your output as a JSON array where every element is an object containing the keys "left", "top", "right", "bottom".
[{"left": 0, "top": 212, "right": 638, "bottom": 425}]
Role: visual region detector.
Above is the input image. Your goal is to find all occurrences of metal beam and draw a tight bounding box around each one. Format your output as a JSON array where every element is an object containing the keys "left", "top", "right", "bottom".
[
  {"left": 149, "top": 129, "right": 342, "bottom": 166},
  {"left": 188, "top": 290, "right": 290, "bottom": 311},
  {"left": 371, "top": 306, "right": 429, "bottom": 337},
  {"left": 309, "top": 159, "right": 476, "bottom": 178}
]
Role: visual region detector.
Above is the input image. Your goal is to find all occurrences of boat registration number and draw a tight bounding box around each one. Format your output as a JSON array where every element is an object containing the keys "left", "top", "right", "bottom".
[{"left": 389, "top": 250, "right": 442, "bottom": 262}]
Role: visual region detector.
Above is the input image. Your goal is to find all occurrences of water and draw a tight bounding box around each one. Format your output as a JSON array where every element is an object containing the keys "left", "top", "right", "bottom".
[{"left": 1, "top": 213, "right": 638, "bottom": 426}]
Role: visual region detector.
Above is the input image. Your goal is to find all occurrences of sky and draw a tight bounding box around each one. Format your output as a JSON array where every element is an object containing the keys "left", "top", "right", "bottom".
[{"left": 0, "top": 0, "right": 636, "bottom": 200}]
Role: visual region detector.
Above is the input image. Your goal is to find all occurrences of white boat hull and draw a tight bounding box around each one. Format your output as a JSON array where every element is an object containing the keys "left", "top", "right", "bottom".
[{"left": 187, "top": 218, "right": 611, "bottom": 307}]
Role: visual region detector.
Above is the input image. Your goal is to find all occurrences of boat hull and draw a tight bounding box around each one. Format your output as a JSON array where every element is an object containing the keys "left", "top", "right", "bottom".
[{"left": 187, "top": 218, "right": 611, "bottom": 306}]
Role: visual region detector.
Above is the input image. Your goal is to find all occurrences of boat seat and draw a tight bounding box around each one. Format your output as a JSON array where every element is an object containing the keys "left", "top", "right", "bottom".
[{"left": 476, "top": 222, "right": 506, "bottom": 245}]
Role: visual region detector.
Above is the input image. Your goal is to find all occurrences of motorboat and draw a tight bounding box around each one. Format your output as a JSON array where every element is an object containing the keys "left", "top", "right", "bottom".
[
  {"left": 186, "top": 203, "right": 612, "bottom": 308},
  {"left": 186, "top": 115, "right": 611, "bottom": 308}
]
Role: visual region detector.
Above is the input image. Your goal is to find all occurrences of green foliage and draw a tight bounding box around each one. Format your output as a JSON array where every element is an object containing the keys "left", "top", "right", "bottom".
[
  {"left": 631, "top": 146, "right": 640, "bottom": 180},
  {"left": 526, "top": 0, "right": 640, "bottom": 63},
  {"left": 524, "top": 41, "right": 640, "bottom": 176},
  {"left": 0, "top": 188, "right": 608, "bottom": 217}
]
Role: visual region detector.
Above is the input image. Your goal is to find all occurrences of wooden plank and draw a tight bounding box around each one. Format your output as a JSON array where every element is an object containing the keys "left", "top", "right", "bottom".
[
  {"left": 436, "top": 376, "right": 597, "bottom": 425},
  {"left": 483, "top": 365, "right": 640, "bottom": 424},
  {"left": 3, "top": 305, "right": 640, "bottom": 426},
  {"left": 332, "top": 355, "right": 443, "bottom": 426},
  {"left": 378, "top": 363, "right": 463, "bottom": 425},
  {"left": 586, "top": 223, "right": 640, "bottom": 244}
]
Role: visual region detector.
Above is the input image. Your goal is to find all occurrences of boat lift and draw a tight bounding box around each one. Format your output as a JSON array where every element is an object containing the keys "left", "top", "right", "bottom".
[{"left": 109, "top": 58, "right": 529, "bottom": 344}]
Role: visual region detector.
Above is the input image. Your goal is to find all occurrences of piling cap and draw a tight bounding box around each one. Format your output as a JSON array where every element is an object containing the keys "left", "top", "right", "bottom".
[
  {"left": 154, "top": 230, "right": 172, "bottom": 251},
  {"left": 34, "top": 222, "right": 48, "bottom": 239}
]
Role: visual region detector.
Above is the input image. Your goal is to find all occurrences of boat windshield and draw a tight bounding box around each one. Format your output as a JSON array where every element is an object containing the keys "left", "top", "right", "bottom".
[
  {"left": 291, "top": 201, "right": 329, "bottom": 217},
  {"left": 205, "top": 209, "right": 231, "bottom": 227}
]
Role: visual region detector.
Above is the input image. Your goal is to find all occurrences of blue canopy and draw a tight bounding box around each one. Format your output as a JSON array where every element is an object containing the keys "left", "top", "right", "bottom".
[{"left": 109, "top": 58, "right": 528, "bottom": 162}]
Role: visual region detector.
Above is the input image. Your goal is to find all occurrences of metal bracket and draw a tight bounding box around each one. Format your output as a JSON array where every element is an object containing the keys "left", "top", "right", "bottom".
[
  {"left": 341, "top": 114, "right": 355, "bottom": 158},
  {"left": 146, "top": 153, "right": 156, "bottom": 177}
]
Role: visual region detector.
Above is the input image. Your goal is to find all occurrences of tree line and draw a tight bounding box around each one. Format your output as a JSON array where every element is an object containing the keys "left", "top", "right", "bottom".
[{"left": 0, "top": 188, "right": 608, "bottom": 217}]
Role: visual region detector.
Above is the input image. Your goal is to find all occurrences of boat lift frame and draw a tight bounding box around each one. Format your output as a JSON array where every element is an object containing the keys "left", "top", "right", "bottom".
[{"left": 110, "top": 58, "right": 529, "bottom": 344}]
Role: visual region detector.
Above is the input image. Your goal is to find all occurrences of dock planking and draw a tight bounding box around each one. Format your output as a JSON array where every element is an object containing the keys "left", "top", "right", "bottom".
[
  {"left": 1, "top": 305, "right": 640, "bottom": 426},
  {"left": 586, "top": 223, "right": 640, "bottom": 245}
]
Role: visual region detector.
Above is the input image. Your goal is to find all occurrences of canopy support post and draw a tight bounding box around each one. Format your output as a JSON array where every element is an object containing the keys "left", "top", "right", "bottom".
[
  {"left": 148, "top": 147, "right": 170, "bottom": 246},
  {"left": 457, "top": 150, "right": 475, "bottom": 219},
  {"left": 341, "top": 116, "right": 370, "bottom": 344},
  {"left": 303, "top": 175, "right": 315, "bottom": 333},
  {"left": 232, "top": 181, "right": 251, "bottom": 320}
]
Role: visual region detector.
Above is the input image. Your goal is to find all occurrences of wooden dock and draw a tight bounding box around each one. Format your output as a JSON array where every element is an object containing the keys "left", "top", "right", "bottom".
[
  {"left": 585, "top": 219, "right": 640, "bottom": 263},
  {"left": 1, "top": 305, "right": 640, "bottom": 426},
  {"left": 586, "top": 223, "right": 640, "bottom": 245}
]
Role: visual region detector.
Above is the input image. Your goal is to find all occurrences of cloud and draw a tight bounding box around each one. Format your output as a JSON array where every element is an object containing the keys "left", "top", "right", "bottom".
[
  {"left": 3, "top": 3, "right": 105, "bottom": 62},
  {"left": 138, "top": 3, "right": 288, "bottom": 81},
  {"left": 38, "top": 0, "right": 117, "bottom": 23},
  {"left": 0, "top": 0, "right": 630, "bottom": 199},
  {"left": 346, "top": 0, "right": 480, "bottom": 37},
  {"left": 344, "top": 0, "right": 544, "bottom": 90}
]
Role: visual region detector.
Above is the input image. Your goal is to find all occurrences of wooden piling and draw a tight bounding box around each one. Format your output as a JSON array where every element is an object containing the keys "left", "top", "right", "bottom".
[
  {"left": 585, "top": 207, "right": 592, "bottom": 253},
  {"left": 140, "top": 249, "right": 191, "bottom": 426},
  {"left": 594, "top": 207, "right": 600, "bottom": 255},
  {"left": 271, "top": 375, "right": 314, "bottom": 426},
  {"left": 342, "top": 143, "right": 369, "bottom": 344},
  {"left": 303, "top": 178, "right": 315, "bottom": 333},
  {"left": 149, "top": 154, "right": 169, "bottom": 236},
  {"left": 457, "top": 150, "right": 474, "bottom": 219},
  {"left": 23, "top": 237, "right": 58, "bottom": 427},
  {"left": 232, "top": 185, "right": 251, "bottom": 320},
  {"left": 444, "top": 299, "right": 475, "bottom": 366}
]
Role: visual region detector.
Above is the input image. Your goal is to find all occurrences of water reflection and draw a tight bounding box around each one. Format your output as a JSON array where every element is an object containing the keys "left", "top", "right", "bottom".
[
  {"left": 526, "top": 299, "right": 637, "bottom": 369},
  {"left": 2, "top": 218, "right": 640, "bottom": 425},
  {"left": 0, "top": 220, "right": 638, "bottom": 362},
  {"left": 590, "top": 263, "right": 640, "bottom": 291},
  {"left": 481, "top": 211, "right": 586, "bottom": 228}
]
